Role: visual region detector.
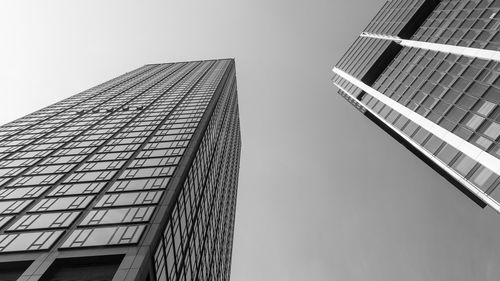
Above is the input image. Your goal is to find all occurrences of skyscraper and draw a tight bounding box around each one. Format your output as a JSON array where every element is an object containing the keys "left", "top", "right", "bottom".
[
  {"left": 0, "top": 59, "right": 241, "bottom": 281},
  {"left": 333, "top": 0, "right": 500, "bottom": 212}
]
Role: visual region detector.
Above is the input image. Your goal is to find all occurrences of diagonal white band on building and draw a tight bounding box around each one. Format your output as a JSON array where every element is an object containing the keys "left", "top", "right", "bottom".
[
  {"left": 332, "top": 67, "right": 500, "bottom": 178},
  {"left": 333, "top": 80, "right": 500, "bottom": 214},
  {"left": 360, "top": 32, "right": 500, "bottom": 62}
]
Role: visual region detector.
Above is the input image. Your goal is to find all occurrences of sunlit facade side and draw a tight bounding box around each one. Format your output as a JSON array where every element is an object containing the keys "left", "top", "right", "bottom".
[
  {"left": 333, "top": 0, "right": 500, "bottom": 212},
  {"left": 0, "top": 59, "right": 241, "bottom": 281}
]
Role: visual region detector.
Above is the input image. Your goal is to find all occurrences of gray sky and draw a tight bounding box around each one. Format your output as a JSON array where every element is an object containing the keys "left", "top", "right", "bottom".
[{"left": 2, "top": 1, "right": 500, "bottom": 280}]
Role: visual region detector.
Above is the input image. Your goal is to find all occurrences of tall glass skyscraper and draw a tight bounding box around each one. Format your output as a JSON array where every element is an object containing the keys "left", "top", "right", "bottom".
[
  {"left": 333, "top": 0, "right": 500, "bottom": 212},
  {"left": 0, "top": 59, "right": 241, "bottom": 281}
]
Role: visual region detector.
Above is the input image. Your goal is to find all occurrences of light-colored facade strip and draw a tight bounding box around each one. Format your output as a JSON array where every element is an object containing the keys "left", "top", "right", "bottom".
[
  {"left": 332, "top": 67, "right": 500, "bottom": 178},
  {"left": 333, "top": 81, "right": 500, "bottom": 214},
  {"left": 360, "top": 32, "right": 500, "bottom": 62}
]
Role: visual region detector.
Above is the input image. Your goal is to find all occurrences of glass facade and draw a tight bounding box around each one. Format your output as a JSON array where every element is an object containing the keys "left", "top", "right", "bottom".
[
  {"left": 413, "top": 0, "right": 500, "bottom": 50},
  {"left": 0, "top": 59, "right": 241, "bottom": 281},
  {"left": 333, "top": 0, "right": 500, "bottom": 212}
]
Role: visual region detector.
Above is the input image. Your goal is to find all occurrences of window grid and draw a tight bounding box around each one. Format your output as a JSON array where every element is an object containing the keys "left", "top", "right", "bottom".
[{"left": 0, "top": 58, "right": 239, "bottom": 280}]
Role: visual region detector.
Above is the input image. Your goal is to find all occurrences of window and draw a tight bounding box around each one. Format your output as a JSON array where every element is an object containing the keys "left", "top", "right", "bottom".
[
  {"left": 86, "top": 128, "right": 120, "bottom": 135},
  {"left": 8, "top": 175, "right": 62, "bottom": 187},
  {"left": 48, "top": 182, "right": 106, "bottom": 197},
  {"left": 76, "top": 134, "right": 113, "bottom": 142},
  {"left": 0, "top": 231, "right": 63, "bottom": 252},
  {"left": 136, "top": 148, "right": 185, "bottom": 158},
  {"left": 77, "top": 161, "right": 126, "bottom": 172},
  {"left": 80, "top": 207, "right": 155, "bottom": 225},
  {"left": 8, "top": 212, "right": 80, "bottom": 230},
  {"left": 95, "top": 191, "right": 163, "bottom": 207},
  {"left": 0, "top": 186, "right": 48, "bottom": 200},
  {"left": 26, "top": 164, "right": 75, "bottom": 175},
  {"left": 0, "top": 158, "right": 39, "bottom": 168},
  {"left": 63, "top": 140, "right": 106, "bottom": 148},
  {"left": 154, "top": 241, "right": 167, "bottom": 281},
  {"left": 53, "top": 147, "right": 97, "bottom": 156},
  {"left": 482, "top": 122, "right": 500, "bottom": 140},
  {"left": 0, "top": 200, "right": 33, "bottom": 214},
  {"left": 144, "top": 141, "right": 189, "bottom": 150},
  {"left": 61, "top": 225, "right": 145, "bottom": 248},
  {"left": 465, "top": 114, "right": 485, "bottom": 130},
  {"left": 88, "top": 152, "right": 133, "bottom": 162},
  {"left": 23, "top": 143, "right": 64, "bottom": 151},
  {"left": 452, "top": 154, "right": 477, "bottom": 176},
  {"left": 0, "top": 146, "right": 22, "bottom": 153},
  {"left": 12, "top": 134, "right": 45, "bottom": 141},
  {"left": 30, "top": 196, "right": 94, "bottom": 212},
  {"left": 9, "top": 150, "right": 51, "bottom": 159},
  {"left": 0, "top": 167, "right": 26, "bottom": 177},
  {"left": 471, "top": 166, "right": 498, "bottom": 192},
  {"left": 97, "top": 144, "right": 140, "bottom": 153},
  {"left": 63, "top": 171, "right": 116, "bottom": 183},
  {"left": 41, "top": 155, "right": 86, "bottom": 165},
  {"left": 423, "top": 135, "right": 443, "bottom": 154},
  {"left": 118, "top": 167, "right": 175, "bottom": 179},
  {"left": 474, "top": 136, "right": 494, "bottom": 150},
  {"left": 474, "top": 100, "right": 496, "bottom": 116},
  {"left": 0, "top": 139, "right": 32, "bottom": 146},
  {"left": 108, "top": 178, "right": 169, "bottom": 192},
  {"left": 115, "top": 131, "right": 150, "bottom": 138},
  {"left": 129, "top": 157, "right": 180, "bottom": 168},
  {"left": 107, "top": 137, "right": 146, "bottom": 145},
  {"left": 150, "top": 134, "right": 191, "bottom": 143}
]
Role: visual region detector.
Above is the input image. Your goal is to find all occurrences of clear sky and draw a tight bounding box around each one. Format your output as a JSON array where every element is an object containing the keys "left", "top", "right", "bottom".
[{"left": 2, "top": 1, "right": 500, "bottom": 280}]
